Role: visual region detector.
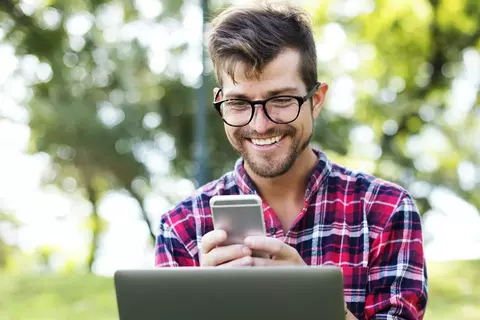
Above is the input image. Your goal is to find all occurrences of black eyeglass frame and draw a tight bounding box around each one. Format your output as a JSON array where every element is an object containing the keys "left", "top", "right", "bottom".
[{"left": 213, "top": 82, "right": 321, "bottom": 127}]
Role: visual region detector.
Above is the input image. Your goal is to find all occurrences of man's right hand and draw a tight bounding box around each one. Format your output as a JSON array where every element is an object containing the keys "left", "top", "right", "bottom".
[{"left": 200, "top": 230, "right": 253, "bottom": 267}]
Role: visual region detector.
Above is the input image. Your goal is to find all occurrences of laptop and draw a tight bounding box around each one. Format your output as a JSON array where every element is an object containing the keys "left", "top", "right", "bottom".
[{"left": 114, "top": 266, "right": 346, "bottom": 320}]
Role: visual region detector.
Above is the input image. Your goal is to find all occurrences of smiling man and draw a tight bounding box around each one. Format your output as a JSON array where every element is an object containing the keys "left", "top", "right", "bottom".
[{"left": 155, "top": 2, "right": 428, "bottom": 319}]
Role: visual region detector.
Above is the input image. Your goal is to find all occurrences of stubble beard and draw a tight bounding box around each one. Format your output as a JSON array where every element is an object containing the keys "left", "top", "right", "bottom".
[{"left": 233, "top": 126, "right": 313, "bottom": 178}]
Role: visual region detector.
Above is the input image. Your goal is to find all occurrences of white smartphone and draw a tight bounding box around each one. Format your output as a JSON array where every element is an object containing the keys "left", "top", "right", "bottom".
[{"left": 209, "top": 194, "right": 269, "bottom": 258}]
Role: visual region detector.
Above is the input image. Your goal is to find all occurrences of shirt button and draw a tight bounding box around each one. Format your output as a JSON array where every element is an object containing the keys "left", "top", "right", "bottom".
[{"left": 269, "top": 227, "right": 277, "bottom": 235}]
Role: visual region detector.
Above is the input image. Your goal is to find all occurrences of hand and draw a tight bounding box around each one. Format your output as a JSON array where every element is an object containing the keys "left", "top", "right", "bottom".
[
  {"left": 200, "top": 230, "right": 253, "bottom": 267},
  {"left": 243, "top": 236, "right": 306, "bottom": 266}
]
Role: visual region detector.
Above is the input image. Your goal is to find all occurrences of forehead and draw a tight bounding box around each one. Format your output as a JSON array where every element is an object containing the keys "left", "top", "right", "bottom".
[{"left": 220, "top": 49, "right": 304, "bottom": 97}]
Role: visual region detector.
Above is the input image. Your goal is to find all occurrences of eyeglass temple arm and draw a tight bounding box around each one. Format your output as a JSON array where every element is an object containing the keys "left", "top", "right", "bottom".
[{"left": 214, "top": 88, "right": 223, "bottom": 103}]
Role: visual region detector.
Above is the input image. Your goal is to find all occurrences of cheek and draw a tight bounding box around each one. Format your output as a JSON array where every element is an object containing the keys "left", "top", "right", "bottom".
[
  {"left": 225, "top": 126, "right": 240, "bottom": 145},
  {"left": 296, "top": 109, "right": 313, "bottom": 136}
]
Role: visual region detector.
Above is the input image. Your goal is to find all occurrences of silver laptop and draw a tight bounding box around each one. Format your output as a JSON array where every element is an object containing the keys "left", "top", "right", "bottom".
[{"left": 114, "top": 266, "right": 346, "bottom": 320}]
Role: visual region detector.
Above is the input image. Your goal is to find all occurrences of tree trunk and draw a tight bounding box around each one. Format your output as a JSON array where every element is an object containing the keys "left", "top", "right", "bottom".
[
  {"left": 86, "top": 183, "right": 101, "bottom": 273},
  {"left": 126, "top": 186, "right": 156, "bottom": 245}
]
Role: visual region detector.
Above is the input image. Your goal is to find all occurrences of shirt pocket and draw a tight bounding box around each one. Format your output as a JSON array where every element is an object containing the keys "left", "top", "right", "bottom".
[{"left": 341, "top": 266, "right": 369, "bottom": 319}]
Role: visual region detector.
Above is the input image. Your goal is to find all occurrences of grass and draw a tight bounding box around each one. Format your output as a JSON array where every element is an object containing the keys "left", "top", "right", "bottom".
[
  {"left": 0, "top": 273, "right": 116, "bottom": 320},
  {"left": 425, "top": 260, "right": 480, "bottom": 320},
  {"left": 0, "top": 260, "right": 479, "bottom": 319}
]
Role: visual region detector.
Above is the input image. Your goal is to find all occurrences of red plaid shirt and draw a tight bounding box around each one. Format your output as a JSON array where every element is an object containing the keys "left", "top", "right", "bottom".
[{"left": 155, "top": 149, "right": 428, "bottom": 319}]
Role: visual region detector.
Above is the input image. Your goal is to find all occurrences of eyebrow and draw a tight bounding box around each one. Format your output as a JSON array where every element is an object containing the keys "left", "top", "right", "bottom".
[{"left": 224, "top": 87, "right": 301, "bottom": 100}]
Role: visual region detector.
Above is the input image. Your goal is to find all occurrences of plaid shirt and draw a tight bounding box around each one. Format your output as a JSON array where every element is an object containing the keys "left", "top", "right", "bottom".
[{"left": 155, "top": 149, "right": 428, "bottom": 319}]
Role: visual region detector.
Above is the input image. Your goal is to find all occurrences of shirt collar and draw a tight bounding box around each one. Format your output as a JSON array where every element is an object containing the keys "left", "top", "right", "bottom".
[{"left": 232, "top": 148, "right": 332, "bottom": 201}]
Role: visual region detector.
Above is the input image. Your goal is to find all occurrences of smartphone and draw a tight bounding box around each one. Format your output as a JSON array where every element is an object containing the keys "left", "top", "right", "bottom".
[{"left": 209, "top": 194, "right": 269, "bottom": 258}]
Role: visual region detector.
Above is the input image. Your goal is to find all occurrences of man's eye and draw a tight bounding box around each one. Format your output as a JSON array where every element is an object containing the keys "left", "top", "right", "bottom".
[
  {"left": 270, "top": 97, "right": 295, "bottom": 106},
  {"left": 225, "top": 101, "right": 249, "bottom": 108}
]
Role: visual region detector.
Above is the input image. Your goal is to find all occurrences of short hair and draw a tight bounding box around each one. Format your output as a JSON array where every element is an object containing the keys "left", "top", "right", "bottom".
[{"left": 208, "top": 1, "right": 318, "bottom": 90}]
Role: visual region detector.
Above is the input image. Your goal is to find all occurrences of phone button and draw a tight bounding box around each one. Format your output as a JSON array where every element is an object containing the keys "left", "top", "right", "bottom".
[{"left": 268, "top": 227, "right": 277, "bottom": 235}]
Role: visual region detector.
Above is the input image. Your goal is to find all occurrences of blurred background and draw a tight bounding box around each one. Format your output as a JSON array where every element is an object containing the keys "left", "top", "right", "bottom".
[{"left": 0, "top": 0, "right": 478, "bottom": 318}]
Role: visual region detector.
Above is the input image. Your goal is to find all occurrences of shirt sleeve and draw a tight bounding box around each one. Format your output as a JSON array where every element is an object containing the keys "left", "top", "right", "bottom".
[
  {"left": 154, "top": 218, "right": 198, "bottom": 267},
  {"left": 364, "top": 193, "right": 428, "bottom": 319}
]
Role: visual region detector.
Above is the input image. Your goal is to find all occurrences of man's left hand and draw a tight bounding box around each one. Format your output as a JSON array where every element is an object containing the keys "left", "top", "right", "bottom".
[{"left": 244, "top": 236, "right": 306, "bottom": 266}]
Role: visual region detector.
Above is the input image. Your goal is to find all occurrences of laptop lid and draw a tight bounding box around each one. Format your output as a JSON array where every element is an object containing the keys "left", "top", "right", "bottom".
[{"left": 114, "top": 266, "right": 345, "bottom": 320}]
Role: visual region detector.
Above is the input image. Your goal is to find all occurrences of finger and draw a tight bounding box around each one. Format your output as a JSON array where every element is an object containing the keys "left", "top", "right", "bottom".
[
  {"left": 251, "top": 257, "right": 288, "bottom": 267},
  {"left": 201, "top": 244, "right": 252, "bottom": 267},
  {"left": 244, "top": 236, "right": 293, "bottom": 259},
  {"left": 200, "top": 229, "right": 227, "bottom": 256},
  {"left": 218, "top": 255, "right": 253, "bottom": 268}
]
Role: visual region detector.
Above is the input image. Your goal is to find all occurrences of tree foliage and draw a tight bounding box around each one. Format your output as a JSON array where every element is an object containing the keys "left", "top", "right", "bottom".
[{"left": 0, "top": 0, "right": 478, "bottom": 270}]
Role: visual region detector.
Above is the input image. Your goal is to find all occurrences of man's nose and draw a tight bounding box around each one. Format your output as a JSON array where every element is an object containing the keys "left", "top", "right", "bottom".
[{"left": 250, "top": 105, "right": 275, "bottom": 134}]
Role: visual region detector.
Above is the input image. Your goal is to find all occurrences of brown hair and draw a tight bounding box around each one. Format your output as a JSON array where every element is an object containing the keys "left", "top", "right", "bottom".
[{"left": 208, "top": 1, "right": 317, "bottom": 90}]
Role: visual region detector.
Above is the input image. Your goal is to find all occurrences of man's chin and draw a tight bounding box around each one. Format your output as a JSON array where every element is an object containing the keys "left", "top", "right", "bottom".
[{"left": 243, "top": 154, "right": 293, "bottom": 178}]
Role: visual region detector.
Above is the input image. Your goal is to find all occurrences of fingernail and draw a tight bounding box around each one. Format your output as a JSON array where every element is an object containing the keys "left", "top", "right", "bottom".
[
  {"left": 244, "top": 238, "right": 253, "bottom": 246},
  {"left": 243, "top": 246, "right": 251, "bottom": 255}
]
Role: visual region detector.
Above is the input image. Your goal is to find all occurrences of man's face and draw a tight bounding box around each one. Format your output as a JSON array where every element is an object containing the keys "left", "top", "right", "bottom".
[{"left": 216, "top": 49, "right": 326, "bottom": 178}]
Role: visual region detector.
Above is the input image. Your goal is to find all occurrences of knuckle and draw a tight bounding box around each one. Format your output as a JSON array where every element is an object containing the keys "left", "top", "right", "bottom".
[
  {"left": 208, "top": 251, "right": 221, "bottom": 266},
  {"left": 252, "top": 257, "right": 264, "bottom": 266},
  {"left": 242, "top": 256, "right": 253, "bottom": 266},
  {"left": 203, "top": 244, "right": 250, "bottom": 267},
  {"left": 273, "top": 242, "right": 283, "bottom": 254},
  {"left": 230, "top": 245, "right": 243, "bottom": 260},
  {"left": 201, "top": 247, "right": 222, "bottom": 266},
  {"left": 233, "top": 256, "right": 251, "bottom": 267},
  {"left": 201, "top": 231, "right": 224, "bottom": 254},
  {"left": 200, "top": 237, "right": 212, "bottom": 252},
  {"left": 200, "top": 252, "right": 212, "bottom": 266},
  {"left": 235, "top": 244, "right": 248, "bottom": 255}
]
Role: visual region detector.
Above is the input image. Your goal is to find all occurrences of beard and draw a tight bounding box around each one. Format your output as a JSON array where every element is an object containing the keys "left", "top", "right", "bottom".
[{"left": 232, "top": 125, "right": 312, "bottom": 178}]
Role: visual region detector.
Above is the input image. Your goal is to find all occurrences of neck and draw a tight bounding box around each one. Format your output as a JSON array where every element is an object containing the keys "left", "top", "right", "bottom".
[{"left": 245, "top": 147, "right": 318, "bottom": 202}]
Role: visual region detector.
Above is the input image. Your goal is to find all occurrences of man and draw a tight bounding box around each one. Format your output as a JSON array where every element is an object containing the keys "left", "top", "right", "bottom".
[{"left": 155, "top": 2, "right": 428, "bottom": 319}]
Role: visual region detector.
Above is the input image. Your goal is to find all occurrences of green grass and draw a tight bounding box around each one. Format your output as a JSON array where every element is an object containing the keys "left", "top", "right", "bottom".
[
  {"left": 0, "top": 273, "right": 117, "bottom": 320},
  {"left": 425, "top": 260, "right": 480, "bottom": 320},
  {"left": 0, "top": 260, "right": 479, "bottom": 319}
]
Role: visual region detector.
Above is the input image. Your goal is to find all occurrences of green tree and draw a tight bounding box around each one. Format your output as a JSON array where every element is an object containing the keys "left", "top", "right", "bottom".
[
  {"left": 155, "top": 0, "right": 480, "bottom": 219},
  {"left": 0, "top": 0, "right": 172, "bottom": 271},
  {"left": 305, "top": 0, "right": 480, "bottom": 214},
  {"left": 0, "top": 212, "right": 20, "bottom": 270},
  {"left": 0, "top": 0, "right": 478, "bottom": 272}
]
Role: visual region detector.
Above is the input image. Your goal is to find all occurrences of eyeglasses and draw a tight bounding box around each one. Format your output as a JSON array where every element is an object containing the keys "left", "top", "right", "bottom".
[{"left": 213, "top": 82, "right": 321, "bottom": 127}]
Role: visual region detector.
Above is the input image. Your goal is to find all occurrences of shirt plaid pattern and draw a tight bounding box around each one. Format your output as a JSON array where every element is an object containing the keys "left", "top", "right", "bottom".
[{"left": 155, "top": 149, "right": 428, "bottom": 319}]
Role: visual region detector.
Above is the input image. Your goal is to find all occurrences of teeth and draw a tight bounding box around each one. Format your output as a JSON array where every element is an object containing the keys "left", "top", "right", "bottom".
[{"left": 251, "top": 135, "right": 282, "bottom": 146}]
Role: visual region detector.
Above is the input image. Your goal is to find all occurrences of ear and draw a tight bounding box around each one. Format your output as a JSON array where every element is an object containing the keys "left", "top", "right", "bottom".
[
  {"left": 213, "top": 87, "right": 223, "bottom": 102},
  {"left": 312, "top": 82, "right": 328, "bottom": 120}
]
